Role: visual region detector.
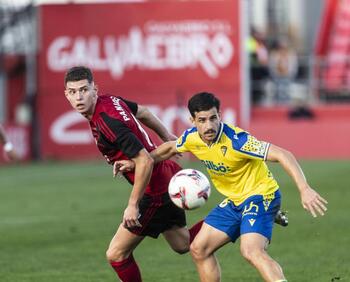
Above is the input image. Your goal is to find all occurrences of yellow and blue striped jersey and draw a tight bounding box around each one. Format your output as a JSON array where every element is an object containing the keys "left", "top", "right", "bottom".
[{"left": 176, "top": 123, "right": 279, "bottom": 205}]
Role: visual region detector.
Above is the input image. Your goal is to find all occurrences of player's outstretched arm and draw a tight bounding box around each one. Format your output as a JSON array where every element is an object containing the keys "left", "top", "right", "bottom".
[
  {"left": 266, "top": 144, "right": 328, "bottom": 217},
  {"left": 136, "top": 105, "right": 177, "bottom": 142},
  {"left": 150, "top": 141, "right": 178, "bottom": 163},
  {"left": 113, "top": 141, "right": 178, "bottom": 176},
  {"left": 123, "top": 148, "right": 154, "bottom": 229}
]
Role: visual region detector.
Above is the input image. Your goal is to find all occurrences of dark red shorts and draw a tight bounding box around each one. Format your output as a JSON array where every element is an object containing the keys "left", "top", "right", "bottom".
[{"left": 127, "top": 192, "right": 186, "bottom": 238}]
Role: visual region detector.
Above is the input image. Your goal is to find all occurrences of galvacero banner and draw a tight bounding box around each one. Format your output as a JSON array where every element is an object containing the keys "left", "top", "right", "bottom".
[{"left": 38, "top": 0, "right": 242, "bottom": 159}]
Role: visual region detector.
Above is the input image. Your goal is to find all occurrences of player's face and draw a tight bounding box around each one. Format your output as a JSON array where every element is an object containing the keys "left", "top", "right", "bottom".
[
  {"left": 65, "top": 79, "right": 97, "bottom": 118},
  {"left": 191, "top": 107, "right": 221, "bottom": 144}
]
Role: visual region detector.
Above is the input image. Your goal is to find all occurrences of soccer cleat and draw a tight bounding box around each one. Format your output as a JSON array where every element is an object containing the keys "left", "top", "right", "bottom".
[{"left": 274, "top": 210, "right": 288, "bottom": 227}]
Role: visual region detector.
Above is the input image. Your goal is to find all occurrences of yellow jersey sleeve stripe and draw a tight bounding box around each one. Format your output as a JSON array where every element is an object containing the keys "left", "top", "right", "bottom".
[{"left": 176, "top": 127, "right": 197, "bottom": 152}]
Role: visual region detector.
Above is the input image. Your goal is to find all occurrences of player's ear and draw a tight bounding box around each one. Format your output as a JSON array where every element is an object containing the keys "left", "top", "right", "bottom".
[
  {"left": 94, "top": 84, "right": 98, "bottom": 93},
  {"left": 190, "top": 116, "right": 195, "bottom": 125}
]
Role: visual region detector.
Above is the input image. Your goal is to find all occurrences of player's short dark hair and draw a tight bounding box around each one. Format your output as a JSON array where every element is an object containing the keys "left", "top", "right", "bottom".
[
  {"left": 64, "top": 66, "right": 93, "bottom": 86},
  {"left": 188, "top": 92, "right": 221, "bottom": 117}
]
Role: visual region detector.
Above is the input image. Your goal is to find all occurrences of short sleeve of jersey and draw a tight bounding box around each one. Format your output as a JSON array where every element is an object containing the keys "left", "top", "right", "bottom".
[
  {"left": 100, "top": 112, "right": 144, "bottom": 158},
  {"left": 175, "top": 128, "right": 197, "bottom": 153},
  {"left": 233, "top": 131, "right": 270, "bottom": 160},
  {"left": 119, "top": 97, "right": 138, "bottom": 116}
]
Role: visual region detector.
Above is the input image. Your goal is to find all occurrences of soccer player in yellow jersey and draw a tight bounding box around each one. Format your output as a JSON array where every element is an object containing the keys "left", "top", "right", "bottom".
[{"left": 114, "top": 92, "right": 328, "bottom": 282}]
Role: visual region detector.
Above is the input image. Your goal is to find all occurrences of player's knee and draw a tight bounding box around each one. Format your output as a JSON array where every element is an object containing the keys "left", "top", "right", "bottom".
[
  {"left": 190, "top": 242, "right": 207, "bottom": 261},
  {"left": 240, "top": 245, "right": 264, "bottom": 264},
  {"left": 167, "top": 236, "right": 189, "bottom": 254},
  {"left": 106, "top": 247, "right": 130, "bottom": 262}
]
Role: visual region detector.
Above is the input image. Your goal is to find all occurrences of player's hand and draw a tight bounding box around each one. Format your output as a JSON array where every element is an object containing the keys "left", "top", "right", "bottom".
[
  {"left": 3, "top": 149, "right": 18, "bottom": 162},
  {"left": 123, "top": 204, "right": 142, "bottom": 228},
  {"left": 113, "top": 160, "right": 135, "bottom": 177},
  {"left": 300, "top": 187, "right": 328, "bottom": 217}
]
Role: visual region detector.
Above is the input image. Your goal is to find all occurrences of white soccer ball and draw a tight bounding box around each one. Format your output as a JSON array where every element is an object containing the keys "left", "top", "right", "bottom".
[{"left": 168, "top": 169, "right": 211, "bottom": 210}]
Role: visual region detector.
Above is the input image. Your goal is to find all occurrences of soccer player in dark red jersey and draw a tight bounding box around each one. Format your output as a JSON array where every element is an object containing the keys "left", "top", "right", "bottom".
[{"left": 64, "top": 66, "right": 202, "bottom": 282}]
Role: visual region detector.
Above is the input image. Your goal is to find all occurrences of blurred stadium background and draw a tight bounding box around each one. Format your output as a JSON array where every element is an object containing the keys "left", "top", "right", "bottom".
[{"left": 0, "top": 0, "right": 349, "bottom": 281}]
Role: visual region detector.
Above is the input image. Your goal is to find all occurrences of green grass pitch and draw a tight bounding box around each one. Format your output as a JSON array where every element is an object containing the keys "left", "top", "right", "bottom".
[{"left": 0, "top": 160, "right": 349, "bottom": 281}]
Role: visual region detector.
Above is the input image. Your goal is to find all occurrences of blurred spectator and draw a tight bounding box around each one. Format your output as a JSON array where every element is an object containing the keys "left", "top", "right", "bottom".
[
  {"left": 0, "top": 123, "right": 18, "bottom": 161},
  {"left": 248, "top": 27, "right": 269, "bottom": 104},
  {"left": 288, "top": 96, "right": 315, "bottom": 120},
  {"left": 268, "top": 38, "right": 298, "bottom": 103}
]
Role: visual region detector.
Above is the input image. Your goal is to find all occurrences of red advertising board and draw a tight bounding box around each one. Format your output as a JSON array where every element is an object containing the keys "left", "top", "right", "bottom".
[
  {"left": 37, "top": 1, "right": 241, "bottom": 159},
  {"left": 315, "top": 0, "right": 350, "bottom": 91}
]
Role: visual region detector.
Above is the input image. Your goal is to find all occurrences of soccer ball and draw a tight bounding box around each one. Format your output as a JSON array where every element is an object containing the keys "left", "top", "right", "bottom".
[{"left": 168, "top": 169, "right": 211, "bottom": 210}]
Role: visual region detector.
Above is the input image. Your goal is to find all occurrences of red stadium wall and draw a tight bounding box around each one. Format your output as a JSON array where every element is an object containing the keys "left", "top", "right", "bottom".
[{"left": 249, "top": 105, "right": 350, "bottom": 159}]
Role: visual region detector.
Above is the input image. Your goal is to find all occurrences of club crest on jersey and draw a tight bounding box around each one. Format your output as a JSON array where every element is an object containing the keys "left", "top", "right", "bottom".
[{"left": 220, "top": 146, "right": 227, "bottom": 156}]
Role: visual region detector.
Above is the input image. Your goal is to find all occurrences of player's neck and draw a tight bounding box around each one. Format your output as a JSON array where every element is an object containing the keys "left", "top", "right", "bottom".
[
  {"left": 200, "top": 136, "right": 213, "bottom": 146},
  {"left": 83, "top": 100, "right": 97, "bottom": 121}
]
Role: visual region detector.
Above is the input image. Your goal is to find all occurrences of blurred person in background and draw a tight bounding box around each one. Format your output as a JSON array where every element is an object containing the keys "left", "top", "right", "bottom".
[
  {"left": 114, "top": 92, "right": 322, "bottom": 282},
  {"left": 248, "top": 27, "right": 270, "bottom": 104},
  {"left": 268, "top": 38, "right": 298, "bottom": 104},
  {"left": 64, "top": 66, "right": 203, "bottom": 282},
  {"left": 0, "top": 123, "right": 17, "bottom": 161}
]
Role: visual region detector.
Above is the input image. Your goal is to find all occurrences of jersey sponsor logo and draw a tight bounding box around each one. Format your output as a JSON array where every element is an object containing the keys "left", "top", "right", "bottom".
[
  {"left": 202, "top": 160, "right": 231, "bottom": 173},
  {"left": 248, "top": 218, "right": 256, "bottom": 226},
  {"left": 110, "top": 96, "right": 130, "bottom": 121},
  {"left": 242, "top": 201, "right": 259, "bottom": 217}
]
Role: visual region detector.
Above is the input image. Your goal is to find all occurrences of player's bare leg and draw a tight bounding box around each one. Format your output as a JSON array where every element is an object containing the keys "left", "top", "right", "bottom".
[
  {"left": 163, "top": 225, "right": 190, "bottom": 254},
  {"left": 106, "top": 224, "right": 145, "bottom": 282},
  {"left": 107, "top": 224, "right": 145, "bottom": 261},
  {"left": 190, "top": 223, "right": 231, "bottom": 282},
  {"left": 240, "top": 233, "right": 286, "bottom": 282}
]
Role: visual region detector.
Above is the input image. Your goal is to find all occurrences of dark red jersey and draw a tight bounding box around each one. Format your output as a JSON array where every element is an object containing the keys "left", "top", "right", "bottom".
[{"left": 89, "top": 95, "right": 181, "bottom": 195}]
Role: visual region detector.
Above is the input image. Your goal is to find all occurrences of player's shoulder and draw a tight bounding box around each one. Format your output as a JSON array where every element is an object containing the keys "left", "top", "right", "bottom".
[
  {"left": 221, "top": 123, "right": 250, "bottom": 150},
  {"left": 176, "top": 127, "right": 198, "bottom": 147},
  {"left": 222, "top": 123, "right": 269, "bottom": 158},
  {"left": 98, "top": 94, "right": 122, "bottom": 106},
  {"left": 97, "top": 95, "right": 132, "bottom": 121}
]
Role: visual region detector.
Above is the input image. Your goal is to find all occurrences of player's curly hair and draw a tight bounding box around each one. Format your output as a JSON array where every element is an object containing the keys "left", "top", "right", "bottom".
[
  {"left": 64, "top": 66, "right": 93, "bottom": 86},
  {"left": 188, "top": 92, "right": 220, "bottom": 117}
]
